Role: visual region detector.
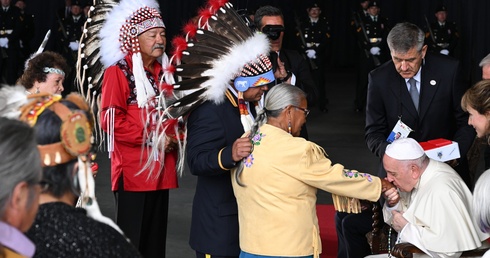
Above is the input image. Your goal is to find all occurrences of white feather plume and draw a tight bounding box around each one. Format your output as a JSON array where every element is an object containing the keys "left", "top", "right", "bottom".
[
  {"left": 202, "top": 32, "right": 270, "bottom": 104},
  {"left": 0, "top": 85, "right": 28, "bottom": 119},
  {"left": 76, "top": 158, "right": 125, "bottom": 236}
]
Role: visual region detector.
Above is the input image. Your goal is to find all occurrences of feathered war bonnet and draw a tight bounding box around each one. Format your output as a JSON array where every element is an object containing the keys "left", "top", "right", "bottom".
[
  {"left": 0, "top": 86, "right": 124, "bottom": 236},
  {"left": 158, "top": 0, "right": 274, "bottom": 132},
  {"left": 99, "top": 0, "right": 167, "bottom": 108}
]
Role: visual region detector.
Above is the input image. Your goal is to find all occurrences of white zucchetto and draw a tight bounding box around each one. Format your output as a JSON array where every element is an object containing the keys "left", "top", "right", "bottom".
[{"left": 385, "top": 138, "right": 425, "bottom": 160}]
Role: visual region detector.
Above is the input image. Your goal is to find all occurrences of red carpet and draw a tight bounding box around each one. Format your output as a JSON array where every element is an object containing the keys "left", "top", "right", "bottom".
[{"left": 316, "top": 204, "right": 337, "bottom": 258}]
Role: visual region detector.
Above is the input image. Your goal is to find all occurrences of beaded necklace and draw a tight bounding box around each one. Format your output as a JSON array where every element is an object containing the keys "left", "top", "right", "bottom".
[
  {"left": 388, "top": 227, "right": 393, "bottom": 257},
  {"left": 387, "top": 179, "right": 421, "bottom": 257}
]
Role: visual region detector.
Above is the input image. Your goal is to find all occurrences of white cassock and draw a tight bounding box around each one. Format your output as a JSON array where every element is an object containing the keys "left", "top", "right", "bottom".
[{"left": 366, "top": 160, "right": 489, "bottom": 258}]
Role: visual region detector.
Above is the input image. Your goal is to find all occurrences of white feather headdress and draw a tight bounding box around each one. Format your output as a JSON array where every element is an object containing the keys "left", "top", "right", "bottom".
[{"left": 156, "top": 0, "right": 274, "bottom": 120}]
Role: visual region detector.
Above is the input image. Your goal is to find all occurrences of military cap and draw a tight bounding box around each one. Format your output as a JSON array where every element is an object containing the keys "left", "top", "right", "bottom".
[
  {"left": 368, "top": 1, "right": 380, "bottom": 8},
  {"left": 435, "top": 5, "right": 447, "bottom": 13},
  {"left": 72, "top": 0, "right": 83, "bottom": 7},
  {"left": 307, "top": 2, "right": 321, "bottom": 9}
]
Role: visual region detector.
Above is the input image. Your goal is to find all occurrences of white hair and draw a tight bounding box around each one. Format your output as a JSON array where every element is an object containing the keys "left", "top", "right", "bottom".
[{"left": 473, "top": 169, "right": 490, "bottom": 233}]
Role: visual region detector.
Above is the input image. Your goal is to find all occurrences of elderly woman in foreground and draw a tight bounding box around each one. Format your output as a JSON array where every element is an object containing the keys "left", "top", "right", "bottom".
[{"left": 231, "top": 84, "right": 397, "bottom": 258}]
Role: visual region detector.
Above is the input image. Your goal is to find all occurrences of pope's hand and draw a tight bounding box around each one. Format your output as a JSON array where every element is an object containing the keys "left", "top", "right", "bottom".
[{"left": 391, "top": 210, "right": 408, "bottom": 232}]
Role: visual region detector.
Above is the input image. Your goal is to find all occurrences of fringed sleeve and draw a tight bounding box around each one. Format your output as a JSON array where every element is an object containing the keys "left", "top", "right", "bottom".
[
  {"left": 304, "top": 143, "right": 327, "bottom": 168},
  {"left": 302, "top": 142, "right": 379, "bottom": 211},
  {"left": 332, "top": 194, "right": 361, "bottom": 214}
]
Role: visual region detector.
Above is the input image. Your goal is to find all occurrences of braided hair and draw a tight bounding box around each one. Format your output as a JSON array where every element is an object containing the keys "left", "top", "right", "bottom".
[{"left": 234, "top": 83, "right": 306, "bottom": 186}]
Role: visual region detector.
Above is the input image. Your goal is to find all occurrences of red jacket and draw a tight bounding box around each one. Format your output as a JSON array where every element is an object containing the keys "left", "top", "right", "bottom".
[{"left": 101, "top": 54, "right": 178, "bottom": 191}]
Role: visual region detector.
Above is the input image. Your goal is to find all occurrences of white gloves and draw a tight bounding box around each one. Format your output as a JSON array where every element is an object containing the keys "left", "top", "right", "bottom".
[
  {"left": 69, "top": 41, "right": 79, "bottom": 51},
  {"left": 0, "top": 38, "right": 9, "bottom": 48},
  {"left": 440, "top": 49, "right": 449, "bottom": 55},
  {"left": 305, "top": 49, "right": 316, "bottom": 59},
  {"left": 370, "top": 46, "right": 381, "bottom": 56}
]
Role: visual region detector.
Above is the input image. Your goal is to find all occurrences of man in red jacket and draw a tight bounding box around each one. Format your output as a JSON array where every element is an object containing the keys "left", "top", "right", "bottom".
[{"left": 99, "top": 0, "right": 178, "bottom": 257}]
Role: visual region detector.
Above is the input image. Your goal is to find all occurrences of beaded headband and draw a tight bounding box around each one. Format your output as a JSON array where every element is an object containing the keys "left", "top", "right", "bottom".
[
  {"left": 19, "top": 93, "right": 93, "bottom": 167},
  {"left": 120, "top": 6, "right": 165, "bottom": 54},
  {"left": 234, "top": 54, "right": 274, "bottom": 91},
  {"left": 43, "top": 67, "right": 65, "bottom": 76}
]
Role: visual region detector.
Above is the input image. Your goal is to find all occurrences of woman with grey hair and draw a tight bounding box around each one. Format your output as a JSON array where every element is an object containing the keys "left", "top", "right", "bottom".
[
  {"left": 231, "top": 84, "right": 396, "bottom": 258},
  {"left": 0, "top": 117, "right": 42, "bottom": 258}
]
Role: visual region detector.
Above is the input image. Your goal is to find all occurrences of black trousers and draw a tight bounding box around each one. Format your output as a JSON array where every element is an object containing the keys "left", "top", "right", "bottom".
[
  {"left": 115, "top": 178, "right": 170, "bottom": 258},
  {"left": 335, "top": 208, "right": 374, "bottom": 258}
]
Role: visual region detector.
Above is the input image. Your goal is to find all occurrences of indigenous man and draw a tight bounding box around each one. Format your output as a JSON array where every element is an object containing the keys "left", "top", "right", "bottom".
[{"left": 99, "top": 0, "right": 178, "bottom": 257}]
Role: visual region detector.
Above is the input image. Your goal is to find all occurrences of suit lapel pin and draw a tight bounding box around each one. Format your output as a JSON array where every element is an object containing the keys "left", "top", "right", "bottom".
[{"left": 430, "top": 80, "right": 436, "bottom": 85}]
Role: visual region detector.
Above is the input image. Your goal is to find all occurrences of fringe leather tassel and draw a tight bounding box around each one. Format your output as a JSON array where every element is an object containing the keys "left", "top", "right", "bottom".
[{"left": 332, "top": 194, "right": 361, "bottom": 214}]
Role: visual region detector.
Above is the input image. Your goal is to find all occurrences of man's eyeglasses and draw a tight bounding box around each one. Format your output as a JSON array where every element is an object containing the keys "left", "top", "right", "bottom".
[{"left": 293, "top": 106, "right": 310, "bottom": 117}]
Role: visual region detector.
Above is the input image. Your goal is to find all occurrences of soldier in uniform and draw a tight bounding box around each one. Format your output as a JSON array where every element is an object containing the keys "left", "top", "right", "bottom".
[
  {"left": 16, "top": 0, "right": 34, "bottom": 71},
  {"left": 353, "top": 0, "right": 370, "bottom": 20},
  {"left": 297, "top": 2, "right": 331, "bottom": 113},
  {"left": 424, "top": 5, "right": 459, "bottom": 57},
  {"left": 60, "top": 0, "right": 86, "bottom": 94},
  {"left": 0, "top": 0, "right": 22, "bottom": 84},
  {"left": 354, "top": 1, "right": 389, "bottom": 112}
]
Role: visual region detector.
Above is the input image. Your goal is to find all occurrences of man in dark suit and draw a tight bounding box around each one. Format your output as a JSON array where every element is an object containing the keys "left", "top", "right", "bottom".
[
  {"left": 336, "top": 22, "right": 475, "bottom": 258},
  {"left": 186, "top": 82, "right": 268, "bottom": 258},
  {"left": 254, "top": 5, "right": 317, "bottom": 112},
  {"left": 254, "top": 6, "right": 316, "bottom": 139}
]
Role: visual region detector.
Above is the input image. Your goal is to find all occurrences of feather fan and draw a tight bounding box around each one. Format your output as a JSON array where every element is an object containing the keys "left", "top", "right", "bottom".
[
  {"left": 76, "top": 0, "right": 120, "bottom": 147},
  {"left": 147, "top": 0, "right": 274, "bottom": 142}
]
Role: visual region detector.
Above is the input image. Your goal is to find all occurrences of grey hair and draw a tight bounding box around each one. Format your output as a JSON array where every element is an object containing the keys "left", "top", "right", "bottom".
[
  {"left": 479, "top": 53, "right": 490, "bottom": 68},
  {"left": 473, "top": 169, "right": 490, "bottom": 233},
  {"left": 254, "top": 5, "right": 283, "bottom": 30},
  {"left": 0, "top": 117, "right": 42, "bottom": 217},
  {"left": 387, "top": 22, "right": 425, "bottom": 54},
  {"left": 234, "top": 83, "right": 306, "bottom": 186}
]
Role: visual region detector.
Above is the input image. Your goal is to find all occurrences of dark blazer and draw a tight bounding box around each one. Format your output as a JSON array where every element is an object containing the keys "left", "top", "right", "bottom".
[
  {"left": 186, "top": 91, "right": 246, "bottom": 256},
  {"left": 271, "top": 49, "right": 317, "bottom": 105},
  {"left": 270, "top": 49, "right": 314, "bottom": 139},
  {"left": 365, "top": 53, "right": 475, "bottom": 182}
]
